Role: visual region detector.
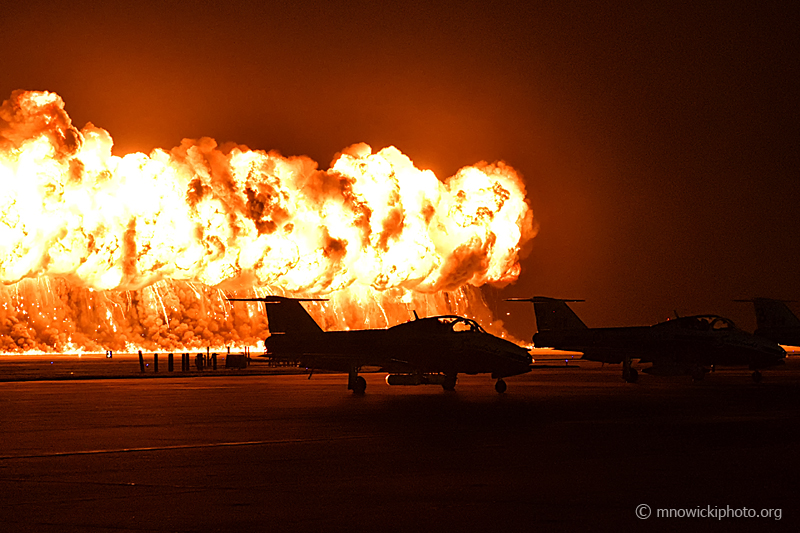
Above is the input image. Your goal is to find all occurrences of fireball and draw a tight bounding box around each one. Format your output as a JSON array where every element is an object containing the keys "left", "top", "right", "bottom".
[{"left": 0, "top": 90, "right": 536, "bottom": 352}]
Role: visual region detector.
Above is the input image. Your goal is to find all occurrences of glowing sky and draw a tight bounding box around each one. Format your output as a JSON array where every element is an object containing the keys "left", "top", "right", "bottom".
[{"left": 2, "top": 0, "right": 798, "bottom": 337}]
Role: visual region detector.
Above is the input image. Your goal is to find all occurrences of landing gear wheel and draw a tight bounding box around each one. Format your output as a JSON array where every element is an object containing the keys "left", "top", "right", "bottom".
[
  {"left": 691, "top": 367, "right": 705, "bottom": 381},
  {"left": 623, "top": 367, "right": 638, "bottom": 383},
  {"left": 442, "top": 375, "right": 457, "bottom": 391},
  {"left": 752, "top": 370, "right": 762, "bottom": 383},
  {"left": 352, "top": 375, "right": 367, "bottom": 394},
  {"left": 495, "top": 379, "right": 507, "bottom": 394}
]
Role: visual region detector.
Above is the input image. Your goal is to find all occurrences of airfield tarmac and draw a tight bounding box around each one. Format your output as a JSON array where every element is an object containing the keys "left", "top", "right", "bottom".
[{"left": 1, "top": 356, "right": 798, "bottom": 532}]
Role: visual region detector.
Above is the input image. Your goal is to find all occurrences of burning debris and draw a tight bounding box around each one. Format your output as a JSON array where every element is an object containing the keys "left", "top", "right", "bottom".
[{"left": 0, "top": 90, "right": 536, "bottom": 353}]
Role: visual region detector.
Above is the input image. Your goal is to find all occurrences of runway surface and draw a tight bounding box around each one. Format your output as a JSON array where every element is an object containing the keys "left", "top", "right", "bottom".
[{"left": 1, "top": 358, "right": 798, "bottom": 532}]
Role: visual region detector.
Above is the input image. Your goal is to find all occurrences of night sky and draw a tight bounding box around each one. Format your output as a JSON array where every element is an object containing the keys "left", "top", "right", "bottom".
[{"left": 2, "top": 0, "right": 798, "bottom": 339}]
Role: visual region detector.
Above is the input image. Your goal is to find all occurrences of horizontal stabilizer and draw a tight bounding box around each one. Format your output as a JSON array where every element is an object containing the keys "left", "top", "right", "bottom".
[
  {"left": 227, "top": 296, "right": 328, "bottom": 304},
  {"left": 506, "top": 297, "right": 585, "bottom": 303}
]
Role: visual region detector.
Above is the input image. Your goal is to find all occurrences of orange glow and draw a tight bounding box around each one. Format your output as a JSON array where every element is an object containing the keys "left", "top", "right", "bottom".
[{"left": 0, "top": 90, "right": 536, "bottom": 352}]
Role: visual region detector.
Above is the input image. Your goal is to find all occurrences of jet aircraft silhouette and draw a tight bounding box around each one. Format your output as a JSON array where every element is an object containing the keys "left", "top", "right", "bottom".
[
  {"left": 508, "top": 297, "right": 785, "bottom": 383},
  {"left": 228, "top": 296, "right": 533, "bottom": 393},
  {"left": 736, "top": 298, "right": 800, "bottom": 346}
]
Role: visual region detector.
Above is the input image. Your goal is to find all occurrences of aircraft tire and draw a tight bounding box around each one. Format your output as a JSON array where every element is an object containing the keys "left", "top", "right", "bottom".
[
  {"left": 353, "top": 375, "right": 367, "bottom": 394},
  {"left": 442, "top": 375, "right": 457, "bottom": 391},
  {"left": 752, "top": 370, "right": 762, "bottom": 383},
  {"left": 495, "top": 379, "right": 507, "bottom": 394}
]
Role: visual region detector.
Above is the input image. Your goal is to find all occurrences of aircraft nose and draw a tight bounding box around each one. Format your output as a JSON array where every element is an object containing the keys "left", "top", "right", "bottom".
[
  {"left": 758, "top": 342, "right": 786, "bottom": 365},
  {"left": 513, "top": 349, "right": 533, "bottom": 365},
  {"left": 766, "top": 343, "right": 786, "bottom": 357}
]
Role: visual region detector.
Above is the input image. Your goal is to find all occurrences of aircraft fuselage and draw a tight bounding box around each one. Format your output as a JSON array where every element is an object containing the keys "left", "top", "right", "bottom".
[
  {"left": 267, "top": 321, "right": 532, "bottom": 378},
  {"left": 534, "top": 319, "right": 785, "bottom": 370}
]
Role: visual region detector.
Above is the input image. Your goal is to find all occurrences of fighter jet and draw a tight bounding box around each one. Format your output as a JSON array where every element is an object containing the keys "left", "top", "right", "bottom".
[
  {"left": 507, "top": 297, "right": 785, "bottom": 383},
  {"left": 736, "top": 298, "right": 800, "bottom": 346},
  {"left": 228, "top": 296, "right": 533, "bottom": 393}
]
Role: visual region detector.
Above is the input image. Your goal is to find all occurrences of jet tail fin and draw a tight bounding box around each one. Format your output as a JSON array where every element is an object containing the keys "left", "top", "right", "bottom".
[
  {"left": 506, "top": 297, "right": 587, "bottom": 331},
  {"left": 228, "top": 296, "right": 325, "bottom": 336},
  {"left": 735, "top": 298, "right": 800, "bottom": 332}
]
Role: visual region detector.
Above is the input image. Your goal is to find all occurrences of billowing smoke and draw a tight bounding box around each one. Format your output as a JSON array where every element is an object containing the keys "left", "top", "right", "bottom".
[{"left": 0, "top": 90, "right": 536, "bottom": 353}]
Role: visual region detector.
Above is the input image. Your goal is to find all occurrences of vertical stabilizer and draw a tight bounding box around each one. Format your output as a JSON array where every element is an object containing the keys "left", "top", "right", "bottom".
[
  {"left": 735, "top": 298, "right": 800, "bottom": 345},
  {"left": 735, "top": 297, "right": 800, "bottom": 330},
  {"left": 228, "top": 296, "right": 325, "bottom": 337},
  {"left": 507, "top": 297, "right": 588, "bottom": 332},
  {"left": 751, "top": 298, "right": 800, "bottom": 331}
]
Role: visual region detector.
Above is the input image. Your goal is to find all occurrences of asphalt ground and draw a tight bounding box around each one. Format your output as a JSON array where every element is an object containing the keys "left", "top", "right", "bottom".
[
  {"left": 1, "top": 356, "right": 798, "bottom": 532},
  {"left": 0, "top": 353, "right": 296, "bottom": 382}
]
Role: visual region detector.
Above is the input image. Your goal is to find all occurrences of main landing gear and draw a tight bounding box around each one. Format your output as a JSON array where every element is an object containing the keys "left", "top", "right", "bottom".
[
  {"left": 495, "top": 379, "right": 507, "bottom": 394},
  {"left": 751, "top": 370, "right": 762, "bottom": 383},
  {"left": 622, "top": 367, "right": 638, "bottom": 383},
  {"left": 348, "top": 368, "right": 366, "bottom": 394},
  {"left": 622, "top": 356, "right": 638, "bottom": 383}
]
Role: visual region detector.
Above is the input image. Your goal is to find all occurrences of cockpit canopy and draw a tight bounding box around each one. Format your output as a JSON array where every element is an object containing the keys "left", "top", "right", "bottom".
[
  {"left": 661, "top": 315, "right": 738, "bottom": 331},
  {"left": 436, "top": 315, "right": 487, "bottom": 333},
  {"left": 396, "top": 315, "right": 487, "bottom": 334}
]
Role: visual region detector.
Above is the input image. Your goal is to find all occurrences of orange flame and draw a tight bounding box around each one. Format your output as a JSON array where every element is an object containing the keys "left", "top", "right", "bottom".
[{"left": 0, "top": 90, "right": 536, "bottom": 353}]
